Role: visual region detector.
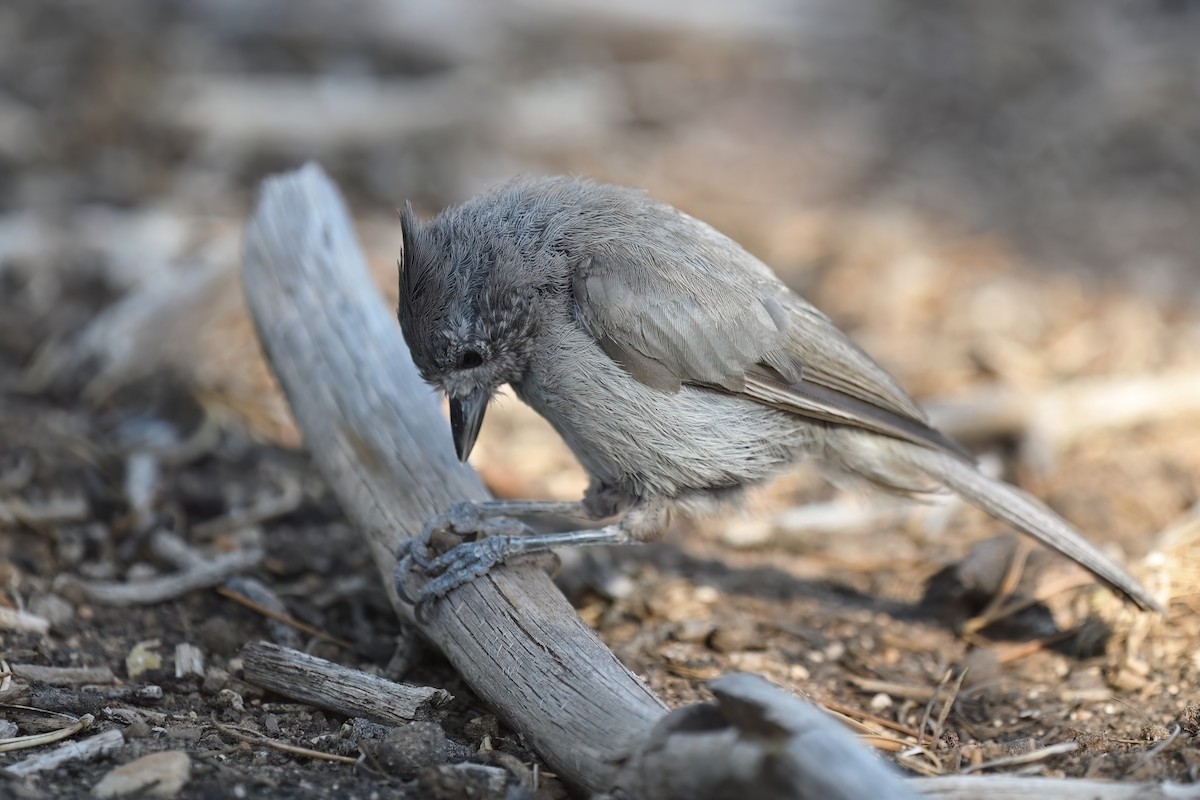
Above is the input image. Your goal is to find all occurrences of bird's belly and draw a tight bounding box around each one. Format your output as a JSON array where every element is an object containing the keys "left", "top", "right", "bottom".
[{"left": 513, "top": 350, "right": 821, "bottom": 500}]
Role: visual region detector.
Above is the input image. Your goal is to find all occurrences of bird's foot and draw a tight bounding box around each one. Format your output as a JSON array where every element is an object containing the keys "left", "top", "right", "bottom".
[
  {"left": 396, "top": 508, "right": 629, "bottom": 621},
  {"left": 403, "top": 532, "right": 543, "bottom": 620},
  {"left": 395, "top": 504, "right": 532, "bottom": 620},
  {"left": 396, "top": 502, "right": 494, "bottom": 571}
]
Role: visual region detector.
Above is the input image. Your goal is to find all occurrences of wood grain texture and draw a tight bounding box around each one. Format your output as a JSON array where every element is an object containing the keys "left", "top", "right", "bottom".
[{"left": 242, "top": 641, "right": 451, "bottom": 725}]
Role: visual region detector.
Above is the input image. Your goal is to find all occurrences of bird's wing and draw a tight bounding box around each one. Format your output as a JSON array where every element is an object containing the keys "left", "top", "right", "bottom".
[
  {"left": 573, "top": 248, "right": 971, "bottom": 461},
  {"left": 572, "top": 249, "right": 790, "bottom": 393}
]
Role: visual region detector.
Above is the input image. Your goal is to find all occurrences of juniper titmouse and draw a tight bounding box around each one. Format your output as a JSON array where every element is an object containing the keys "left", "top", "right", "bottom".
[{"left": 394, "top": 176, "right": 1159, "bottom": 614}]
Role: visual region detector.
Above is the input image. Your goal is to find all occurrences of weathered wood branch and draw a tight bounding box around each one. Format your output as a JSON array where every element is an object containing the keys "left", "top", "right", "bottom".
[
  {"left": 1, "top": 729, "right": 124, "bottom": 778},
  {"left": 241, "top": 641, "right": 451, "bottom": 726},
  {"left": 608, "top": 673, "right": 922, "bottom": 800}
]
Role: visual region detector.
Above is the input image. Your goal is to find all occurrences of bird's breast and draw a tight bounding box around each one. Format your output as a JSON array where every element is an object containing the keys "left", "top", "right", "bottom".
[{"left": 511, "top": 318, "right": 821, "bottom": 500}]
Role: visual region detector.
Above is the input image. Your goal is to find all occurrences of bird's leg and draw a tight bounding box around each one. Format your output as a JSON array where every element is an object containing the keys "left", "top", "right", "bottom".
[
  {"left": 396, "top": 499, "right": 666, "bottom": 618},
  {"left": 397, "top": 499, "right": 598, "bottom": 570}
]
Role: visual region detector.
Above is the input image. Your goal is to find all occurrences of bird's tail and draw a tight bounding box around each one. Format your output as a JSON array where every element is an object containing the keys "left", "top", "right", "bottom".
[{"left": 831, "top": 431, "right": 1162, "bottom": 613}]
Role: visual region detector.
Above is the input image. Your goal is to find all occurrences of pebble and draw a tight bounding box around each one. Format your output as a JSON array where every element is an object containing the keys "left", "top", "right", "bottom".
[
  {"left": 30, "top": 593, "right": 75, "bottom": 629},
  {"left": 92, "top": 751, "right": 191, "bottom": 798}
]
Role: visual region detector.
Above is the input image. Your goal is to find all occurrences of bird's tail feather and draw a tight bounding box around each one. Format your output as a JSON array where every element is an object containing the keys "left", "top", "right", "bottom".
[{"left": 891, "top": 443, "right": 1161, "bottom": 613}]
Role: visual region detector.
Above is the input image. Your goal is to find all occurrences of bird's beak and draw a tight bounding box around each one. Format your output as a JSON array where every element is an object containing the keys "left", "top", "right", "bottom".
[{"left": 450, "top": 389, "right": 489, "bottom": 462}]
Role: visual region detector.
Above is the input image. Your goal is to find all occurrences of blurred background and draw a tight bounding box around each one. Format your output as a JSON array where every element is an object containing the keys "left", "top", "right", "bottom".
[
  {"left": 2, "top": 0, "right": 1200, "bottom": 789},
  {"left": 3, "top": 0, "right": 1198, "bottom": 519}
]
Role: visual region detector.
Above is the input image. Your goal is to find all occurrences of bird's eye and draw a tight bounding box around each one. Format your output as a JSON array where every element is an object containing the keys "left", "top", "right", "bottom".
[{"left": 459, "top": 349, "right": 483, "bottom": 369}]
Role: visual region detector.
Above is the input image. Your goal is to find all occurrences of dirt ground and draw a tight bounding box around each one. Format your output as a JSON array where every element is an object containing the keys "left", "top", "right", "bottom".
[{"left": 2, "top": 2, "right": 1200, "bottom": 798}]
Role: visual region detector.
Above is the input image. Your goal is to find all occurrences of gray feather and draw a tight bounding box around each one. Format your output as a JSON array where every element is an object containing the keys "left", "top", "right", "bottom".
[
  {"left": 891, "top": 441, "right": 1162, "bottom": 612},
  {"left": 572, "top": 233, "right": 948, "bottom": 457}
]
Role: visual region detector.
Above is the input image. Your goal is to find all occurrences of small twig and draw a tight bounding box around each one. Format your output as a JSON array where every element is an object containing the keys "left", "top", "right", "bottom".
[
  {"left": 933, "top": 670, "right": 967, "bottom": 743},
  {"left": 964, "top": 541, "right": 1031, "bottom": 634},
  {"left": 860, "top": 734, "right": 913, "bottom": 752},
  {"left": 919, "top": 667, "right": 967, "bottom": 746},
  {"left": 963, "top": 573, "right": 1097, "bottom": 639},
  {"left": 83, "top": 684, "right": 163, "bottom": 703},
  {"left": 992, "top": 628, "right": 1083, "bottom": 666},
  {"left": 962, "top": 741, "right": 1078, "bottom": 774},
  {"left": 213, "top": 721, "right": 358, "bottom": 764},
  {"left": 822, "top": 707, "right": 885, "bottom": 736},
  {"left": 819, "top": 699, "right": 922, "bottom": 740},
  {"left": 896, "top": 745, "right": 945, "bottom": 778},
  {"left": 216, "top": 585, "right": 353, "bottom": 650},
  {"left": 919, "top": 668, "right": 955, "bottom": 747},
  {"left": 0, "top": 708, "right": 94, "bottom": 754},
  {"left": 847, "top": 676, "right": 936, "bottom": 703}
]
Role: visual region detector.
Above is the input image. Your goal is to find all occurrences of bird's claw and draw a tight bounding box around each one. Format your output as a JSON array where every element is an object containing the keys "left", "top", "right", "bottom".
[{"left": 394, "top": 507, "right": 530, "bottom": 620}]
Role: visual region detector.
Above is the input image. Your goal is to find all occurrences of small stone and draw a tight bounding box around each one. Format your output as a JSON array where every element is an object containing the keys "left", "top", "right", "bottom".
[
  {"left": 1072, "top": 730, "right": 1110, "bottom": 754},
  {"left": 343, "top": 717, "right": 394, "bottom": 744},
  {"left": 960, "top": 648, "right": 1002, "bottom": 688},
  {"left": 198, "top": 617, "right": 240, "bottom": 657},
  {"left": 216, "top": 689, "right": 245, "bottom": 714},
  {"left": 201, "top": 666, "right": 230, "bottom": 695},
  {"left": 868, "top": 693, "right": 892, "bottom": 711},
  {"left": 30, "top": 593, "right": 75, "bottom": 630},
  {"left": 462, "top": 714, "right": 500, "bottom": 744},
  {"left": 92, "top": 751, "right": 191, "bottom": 798},
  {"left": 358, "top": 721, "right": 468, "bottom": 780},
  {"left": 707, "top": 624, "right": 760, "bottom": 653},
  {"left": 1140, "top": 723, "right": 1171, "bottom": 742},
  {"left": 672, "top": 620, "right": 716, "bottom": 643},
  {"left": 418, "top": 763, "right": 514, "bottom": 800},
  {"left": 1179, "top": 703, "right": 1200, "bottom": 735}
]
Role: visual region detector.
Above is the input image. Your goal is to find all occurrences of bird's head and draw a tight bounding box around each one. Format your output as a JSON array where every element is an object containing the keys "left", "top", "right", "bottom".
[{"left": 397, "top": 201, "right": 541, "bottom": 462}]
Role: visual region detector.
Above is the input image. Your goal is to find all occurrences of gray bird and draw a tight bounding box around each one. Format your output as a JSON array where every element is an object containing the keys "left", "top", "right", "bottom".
[{"left": 395, "top": 176, "right": 1160, "bottom": 613}]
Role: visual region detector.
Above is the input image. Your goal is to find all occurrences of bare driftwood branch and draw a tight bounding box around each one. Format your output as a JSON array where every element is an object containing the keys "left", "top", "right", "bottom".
[
  {"left": 241, "top": 163, "right": 666, "bottom": 792},
  {"left": 610, "top": 673, "right": 920, "bottom": 800},
  {"left": 241, "top": 641, "right": 451, "bottom": 726}
]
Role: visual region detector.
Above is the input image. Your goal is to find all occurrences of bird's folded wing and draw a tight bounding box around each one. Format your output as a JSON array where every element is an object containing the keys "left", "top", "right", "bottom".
[
  {"left": 573, "top": 249, "right": 970, "bottom": 461},
  {"left": 741, "top": 368, "right": 973, "bottom": 461}
]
